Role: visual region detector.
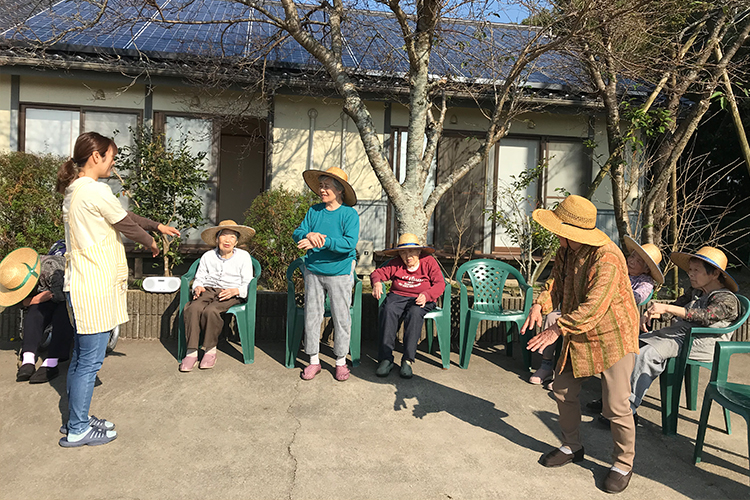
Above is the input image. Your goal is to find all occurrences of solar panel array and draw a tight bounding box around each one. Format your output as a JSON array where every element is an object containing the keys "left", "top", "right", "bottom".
[{"left": 3, "top": 0, "right": 578, "bottom": 86}]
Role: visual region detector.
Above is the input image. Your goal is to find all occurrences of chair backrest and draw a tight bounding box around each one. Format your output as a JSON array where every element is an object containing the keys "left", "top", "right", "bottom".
[
  {"left": 709, "top": 340, "right": 750, "bottom": 384},
  {"left": 456, "top": 259, "right": 528, "bottom": 309},
  {"left": 692, "top": 294, "right": 750, "bottom": 336}
]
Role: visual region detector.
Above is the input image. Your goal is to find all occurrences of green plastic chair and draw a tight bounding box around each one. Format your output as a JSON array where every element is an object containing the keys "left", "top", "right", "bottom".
[
  {"left": 376, "top": 267, "right": 452, "bottom": 369},
  {"left": 177, "top": 256, "right": 261, "bottom": 364},
  {"left": 693, "top": 341, "right": 750, "bottom": 472},
  {"left": 456, "top": 259, "right": 533, "bottom": 370},
  {"left": 285, "top": 258, "right": 362, "bottom": 369},
  {"left": 658, "top": 294, "right": 749, "bottom": 435}
]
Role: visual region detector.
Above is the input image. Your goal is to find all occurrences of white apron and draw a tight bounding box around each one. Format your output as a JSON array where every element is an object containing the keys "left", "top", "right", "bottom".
[{"left": 64, "top": 182, "right": 129, "bottom": 334}]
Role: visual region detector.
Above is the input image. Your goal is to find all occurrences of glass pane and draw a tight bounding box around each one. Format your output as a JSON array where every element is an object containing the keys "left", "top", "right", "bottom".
[
  {"left": 494, "top": 138, "right": 539, "bottom": 249},
  {"left": 24, "top": 108, "right": 80, "bottom": 156},
  {"left": 546, "top": 141, "right": 588, "bottom": 201},
  {"left": 165, "top": 116, "right": 216, "bottom": 244},
  {"left": 84, "top": 111, "right": 140, "bottom": 208}
]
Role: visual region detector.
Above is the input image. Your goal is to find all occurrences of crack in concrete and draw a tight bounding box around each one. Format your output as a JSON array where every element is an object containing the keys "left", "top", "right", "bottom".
[{"left": 286, "top": 379, "right": 303, "bottom": 500}]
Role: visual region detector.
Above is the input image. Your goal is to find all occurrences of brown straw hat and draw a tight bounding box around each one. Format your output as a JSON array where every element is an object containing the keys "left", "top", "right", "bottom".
[
  {"left": 382, "top": 233, "right": 436, "bottom": 256},
  {"left": 0, "top": 247, "right": 41, "bottom": 307},
  {"left": 532, "top": 195, "right": 610, "bottom": 247},
  {"left": 670, "top": 246, "right": 738, "bottom": 293},
  {"left": 201, "top": 220, "right": 256, "bottom": 246},
  {"left": 623, "top": 235, "right": 664, "bottom": 285},
  {"left": 302, "top": 166, "right": 357, "bottom": 206}
]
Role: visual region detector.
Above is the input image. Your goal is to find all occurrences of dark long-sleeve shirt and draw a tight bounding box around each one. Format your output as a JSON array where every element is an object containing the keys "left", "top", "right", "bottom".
[{"left": 113, "top": 211, "right": 159, "bottom": 249}]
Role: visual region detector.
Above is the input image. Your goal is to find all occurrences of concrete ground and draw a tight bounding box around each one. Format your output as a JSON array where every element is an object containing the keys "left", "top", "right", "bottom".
[{"left": 0, "top": 338, "right": 748, "bottom": 500}]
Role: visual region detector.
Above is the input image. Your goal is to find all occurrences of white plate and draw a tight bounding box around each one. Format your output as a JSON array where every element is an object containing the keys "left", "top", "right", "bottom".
[{"left": 142, "top": 276, "right": 181, "bottom": 293}]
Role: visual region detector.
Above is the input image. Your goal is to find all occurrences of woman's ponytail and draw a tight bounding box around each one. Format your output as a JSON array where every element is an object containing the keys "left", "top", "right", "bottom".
[{"left": 55, "top": 131, "right": 116, "bottom": 194}]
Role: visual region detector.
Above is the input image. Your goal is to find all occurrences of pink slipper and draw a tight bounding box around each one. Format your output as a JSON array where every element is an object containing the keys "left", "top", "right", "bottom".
[
  {"left": 199, "top": 351, "right": 217, "bottom": 369},
  {"left": 529, "top": 359, "right": 554, "bottom": 385},
  {"left": 334, "top": 365, "right": 350, "bottom": 382},
  {"left": 179, "top": 356, "right": 198, "bottom": 372},
  {"left": 301, "top": 363, "right": 321, "bottom": 380}
]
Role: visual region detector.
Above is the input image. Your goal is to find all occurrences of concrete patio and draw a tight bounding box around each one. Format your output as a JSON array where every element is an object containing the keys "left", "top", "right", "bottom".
[{"left": 0, "top": 338, "right": 748, "bottom": 499}]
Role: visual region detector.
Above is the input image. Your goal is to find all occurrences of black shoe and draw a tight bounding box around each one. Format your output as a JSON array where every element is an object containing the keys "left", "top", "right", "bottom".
[
  {"left": 586, "top": 398, "right": 603, "bottom": 413},
  {"left": 540, "top": 447, "right": 585, "bottom": 468},
  {"left": 375, "top": 360, "right": 394, "bottom": 377},
  {"left": 16, "top": 363, "right": 36, "bottom": 382},
  {"left": 29, "top": 366, "right": 59, "bottom": 384},
  {"left": 603, "top": 469, "right": 633, "bottom": 493},
  {"left": 399, "top": 360, "right": 413, "bottom": 379},
  {"left": 598, "top": 412, "right": 639, "bottom": 428}
]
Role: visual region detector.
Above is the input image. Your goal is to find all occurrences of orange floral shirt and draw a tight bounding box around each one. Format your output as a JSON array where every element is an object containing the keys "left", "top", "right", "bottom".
[{"left": 535, "top": 240, "right": 640, "bottom": 378}]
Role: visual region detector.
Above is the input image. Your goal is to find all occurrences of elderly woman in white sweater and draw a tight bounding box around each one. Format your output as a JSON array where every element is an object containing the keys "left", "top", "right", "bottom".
[{"left": 180, "top": 220, "right": 255, "bottom": 372}]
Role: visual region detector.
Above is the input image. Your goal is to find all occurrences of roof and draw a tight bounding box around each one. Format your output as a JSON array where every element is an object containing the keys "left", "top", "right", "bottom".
[{"left": 1, "top": 0, "right": 583, "bottom": 92}]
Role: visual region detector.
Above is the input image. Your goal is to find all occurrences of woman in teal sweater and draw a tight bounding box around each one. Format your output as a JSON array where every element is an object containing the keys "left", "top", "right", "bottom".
[{"left": 293, "top": 167, "right": 360, "bottom": 382}]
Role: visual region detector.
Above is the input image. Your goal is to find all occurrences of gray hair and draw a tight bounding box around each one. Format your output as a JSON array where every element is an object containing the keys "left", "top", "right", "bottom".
[{"left": 319, "top": 175, "right": 344, "bottom": 194}]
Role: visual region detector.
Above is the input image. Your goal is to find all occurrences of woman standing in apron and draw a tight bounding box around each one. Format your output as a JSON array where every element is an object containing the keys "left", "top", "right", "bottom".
[{"left": 56, "top": 132, "right": 179, "bottom": 447}]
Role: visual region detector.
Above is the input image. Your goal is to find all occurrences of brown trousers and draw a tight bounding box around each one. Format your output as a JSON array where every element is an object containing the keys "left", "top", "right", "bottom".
[
  {"left": 183, "top": 288, "right": 242, "bottom": 351},
  {"left": 554, "top": 352, "right": 636, "bottom": 471}
]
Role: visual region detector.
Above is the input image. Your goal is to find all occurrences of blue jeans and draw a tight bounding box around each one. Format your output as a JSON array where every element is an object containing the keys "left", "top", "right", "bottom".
[{"left": 65, "top": 293, "right": 111, "bottom": 435}]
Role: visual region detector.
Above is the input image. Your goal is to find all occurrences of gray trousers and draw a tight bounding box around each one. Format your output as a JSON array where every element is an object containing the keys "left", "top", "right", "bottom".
[
  {"left": 304, "top": 268, "right": 353, "bottom": 359},
  {"left": 630, "top": 323, "right": 691, "bottom": 408}
]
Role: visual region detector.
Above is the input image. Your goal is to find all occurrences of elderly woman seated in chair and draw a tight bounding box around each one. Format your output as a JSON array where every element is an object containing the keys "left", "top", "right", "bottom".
[{"left": 179, "top": 220, "right": 255, "bottom": 372}]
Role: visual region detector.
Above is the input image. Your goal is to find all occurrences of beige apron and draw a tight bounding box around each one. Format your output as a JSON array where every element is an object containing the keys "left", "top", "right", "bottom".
[{"left": 64, "top": 182, "right": 129, "bottom": 334}]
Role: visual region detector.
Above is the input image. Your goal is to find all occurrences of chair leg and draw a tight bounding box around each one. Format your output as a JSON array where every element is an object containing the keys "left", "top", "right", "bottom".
[
  {"left": 516, "top": 321, "right": 532, "bottom": 372},
  {"left": 285, "top": 313, "right": 304, "bottom": 369},
  {"left": 177, "top": 314, "right": 187, "bottom": 363},
  {"left": 685, "top": 364, "right": 699, "bottom": 411},
  {"left": 693, "top": 394, "right": 713, "bottom": 464},
  {"left": 425, "top": 320, "right": 434, "bottom": 354},
  {"left": 349, "top": 317, "right": 361, "bottom": 368},
  {"left": 434, "top": 319, "right": 451, "bottom": 369},
  {"left": 660, "top": 361, "right": 679, "bottom": 435},
  {"left": 459, "top": 316, "right": 479, "bottom": 369},
  {"left": 723, "top": 407, "right": 732, "bottom": 435},
  {"left": 234, "top": 311, "right": 254, "bottom": 365},
  {"left": 504, "top": 322, "right": 513, "bottom": 358}
]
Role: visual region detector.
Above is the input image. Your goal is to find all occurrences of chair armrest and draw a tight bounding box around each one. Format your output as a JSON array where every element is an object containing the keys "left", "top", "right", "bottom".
[{"left": 710, "top": 341, "right": 750, "bottom": 383}]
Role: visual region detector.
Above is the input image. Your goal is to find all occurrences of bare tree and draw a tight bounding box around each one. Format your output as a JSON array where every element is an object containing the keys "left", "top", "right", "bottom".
[
  {"left": 554, "top": 0, "right": 750, "bottom": 246},
  {"left": 7, "top": 0, "right": 639, "bottom": 244}
]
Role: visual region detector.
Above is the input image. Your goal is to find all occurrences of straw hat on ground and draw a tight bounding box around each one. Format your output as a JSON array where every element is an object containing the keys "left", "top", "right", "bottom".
[
  {"left": 383, "top": 233, "right": 436, "bottom": 256},
  {"left": 623, "top": 235, "right": 664, "bottom": 285},
  {"left": 201, "top": 220, "right": 256, "bottom": 247},
  {"left": 0, "top": 247, "right": 41, "bottom": 307},
  {"left": 302, "top": 166, "right": 357, "bottom": 206},
  {"left": 532, "top": 195, "right": 610, "bottom": 247},
  {"left": 670, "top": 246, "right": 738, "bottom": 293}
]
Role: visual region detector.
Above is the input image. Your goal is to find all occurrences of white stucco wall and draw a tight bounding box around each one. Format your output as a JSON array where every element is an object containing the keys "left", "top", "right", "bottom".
[{"left": 0, "top": 74, "right": 11, "bottom": 152}]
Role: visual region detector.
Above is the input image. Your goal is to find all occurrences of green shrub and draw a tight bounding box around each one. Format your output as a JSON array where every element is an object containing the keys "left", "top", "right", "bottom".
[
  {"left": 0, "top": 152, "right": 64, "bottom": 257},
  {"left": 244, "top": 187, "right": 318, "bottom": 291}
]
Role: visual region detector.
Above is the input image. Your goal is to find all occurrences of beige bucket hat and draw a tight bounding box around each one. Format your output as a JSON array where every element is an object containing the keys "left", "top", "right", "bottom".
[
  {"left": 670, "top": 246, "right": 738, "bottom": 293},
  {"left": 302, "top": 166, "right": 357, "bottom": 206},
  {"left": 623, "top": 235, "right": 664, "bottom": 285},
  {"left": 532, "top": 195, "right": 610, "bottom": 247},
  {"left": 201, "top": 220, "right": 256, "bottom": 246},
  {"left": 0, "top": 247, "right": 41, "bottom": 307},
  {"left": 382, "top": 233, "right": 436, "bottom": 256}
]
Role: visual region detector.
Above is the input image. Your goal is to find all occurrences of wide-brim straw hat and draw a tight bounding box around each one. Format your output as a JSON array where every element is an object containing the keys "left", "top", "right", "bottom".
[
  {"left": 0, "top": 247, "right": 41, "bottom": 307},
  {"left": 383, "top": 233, "right": 436, "bottom": 256},
  {"left": 201, "top": 220, "right": 256, "bottom": 246},
  {"left": 532, "top": 195, "right": 610, "bottom": 247},
  {"left": 623, "top": 235, "right": 664, "bottom": 285},
  {"left": 302, "top": 167, "right": 357, "bottom": 206},
  {"left": 670, "top": 246, "right": 738, "bottom": 293}
]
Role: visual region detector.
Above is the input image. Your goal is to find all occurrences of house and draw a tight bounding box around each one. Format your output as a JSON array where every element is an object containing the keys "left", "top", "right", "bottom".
[{"left": 0, "top": 0, "right": 630, "bottom": 271}]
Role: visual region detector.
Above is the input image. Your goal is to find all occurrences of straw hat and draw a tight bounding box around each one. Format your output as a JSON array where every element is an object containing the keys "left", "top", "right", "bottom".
[
  {"left": 383, "top": 233, "right": 436, "bottom": 256},
  {"left": 532, "top": 195, "right": 610, "bottom": 247},
  {"left": 0, "top": 248, "right": 41, "bottom": 307},
  {"left": 302, "top": 167, "right": 357, "bottom": 206},
  {"left": 623, "top": 235, "right": 664, "bottom": 285},
  {"left": 201, "top": 220, "right": 256, "bottom": 246},
  {"left": 670, "top": 246, "right": 738, "bottom": 293}
]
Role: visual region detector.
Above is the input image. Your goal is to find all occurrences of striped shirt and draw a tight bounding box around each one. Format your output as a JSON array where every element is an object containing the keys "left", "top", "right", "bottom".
[{"left": 536, "top": 241, "right": 640, "bottom": 378}]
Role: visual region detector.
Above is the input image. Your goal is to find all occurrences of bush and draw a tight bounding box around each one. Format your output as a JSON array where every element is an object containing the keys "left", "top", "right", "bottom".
[
  {"left": 0, "top": 152, "right": 64, "bottom": 257},
  {"left": 244, "top": 188, "right": 318, "bottom": 291}
]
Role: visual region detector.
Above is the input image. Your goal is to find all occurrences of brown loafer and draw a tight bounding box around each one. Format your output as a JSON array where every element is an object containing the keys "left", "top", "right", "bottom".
[
  {"left": 603, "top": 469, "right": 632, "bottom": 494},
  {"left": 540, "top": 447, "right": 584, "bottom": 468}
]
